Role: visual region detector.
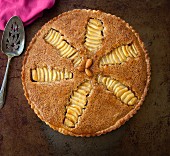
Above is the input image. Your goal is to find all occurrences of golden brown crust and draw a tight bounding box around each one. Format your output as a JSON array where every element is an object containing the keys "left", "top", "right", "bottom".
[{"left": 22, "top": 9, "right": 151, "bottom": 137}]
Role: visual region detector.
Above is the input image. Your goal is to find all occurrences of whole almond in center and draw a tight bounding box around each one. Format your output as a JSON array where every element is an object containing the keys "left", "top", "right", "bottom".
[{"left": 85, "top": 59, "right": 93, "bottom": 69}]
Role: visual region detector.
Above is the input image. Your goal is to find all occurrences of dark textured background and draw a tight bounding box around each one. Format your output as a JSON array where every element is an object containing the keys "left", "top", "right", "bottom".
[{"left": 0, "top": 0, "right": 169, "bottom": 155}]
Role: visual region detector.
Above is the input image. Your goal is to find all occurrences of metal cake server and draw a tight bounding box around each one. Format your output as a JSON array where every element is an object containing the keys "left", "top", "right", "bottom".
[{"left": 0, "top": 16, "right": 25, "bottom": 109}]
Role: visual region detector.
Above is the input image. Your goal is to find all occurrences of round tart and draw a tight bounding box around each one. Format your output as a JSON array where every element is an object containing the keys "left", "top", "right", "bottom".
[{"left": 22, "top": 9, "right": 151, "bottom": 137}]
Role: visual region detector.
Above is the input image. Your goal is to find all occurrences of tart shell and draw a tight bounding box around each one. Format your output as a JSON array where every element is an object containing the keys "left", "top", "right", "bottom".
[{"left": 22, "top": 9, "right": 151, "bottom": 137}]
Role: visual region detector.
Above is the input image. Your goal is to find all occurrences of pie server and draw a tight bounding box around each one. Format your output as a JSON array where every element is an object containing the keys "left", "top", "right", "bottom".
[{"left": 0, "top": 16, "right": 25, "bottom": 109}]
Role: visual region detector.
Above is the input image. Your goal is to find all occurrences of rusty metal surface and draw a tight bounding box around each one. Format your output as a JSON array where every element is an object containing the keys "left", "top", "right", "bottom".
[{"left": 0, "top": 0, "right": 169, "bottom": 155}]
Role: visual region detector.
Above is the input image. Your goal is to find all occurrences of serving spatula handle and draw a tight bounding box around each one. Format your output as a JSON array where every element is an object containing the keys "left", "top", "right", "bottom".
[{"left": 0, "top": 56, "right": 12, "bottom": 109}]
